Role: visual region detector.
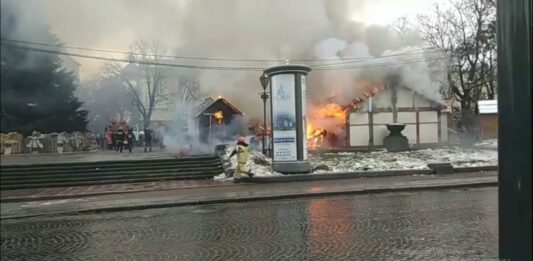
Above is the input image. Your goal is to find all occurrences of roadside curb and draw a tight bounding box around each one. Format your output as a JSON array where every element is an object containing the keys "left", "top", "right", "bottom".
[
  {"left": 0, "top": 166, "right": 498, "bottom": 202},
  {"left": 0, "top": 176, "right": 497, "bottom": 220},
  {"left": 453, "top": 166, "right": 498, "bottom": 172},
  {"left": 250, "top": 166, "right": 498, "bottom": 183},
  {"left": 0, "top": 182, "right": 240, "bottom": 203}
]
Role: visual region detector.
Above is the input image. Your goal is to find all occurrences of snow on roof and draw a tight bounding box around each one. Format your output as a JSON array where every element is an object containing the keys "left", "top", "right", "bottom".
[
  {"left": 478, "top": 100, "right": 498, "bottom": 114},
  {"left": 349, "top": 84, "right": 447, "bottom": 111},
  {"left": 194, "top": 97, "right": 243, "bottom": 118}
]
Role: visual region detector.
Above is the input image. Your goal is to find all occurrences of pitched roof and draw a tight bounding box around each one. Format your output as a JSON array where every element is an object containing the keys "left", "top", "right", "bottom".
[
  {"left": 195, "top": 97, "right": 215, "bottom": 115},
  {"left": 347, "top": 82, "right": 447, "bottom": 111},
  {"left": 194, "top": 97, "right": 243, "bottom": 118}
]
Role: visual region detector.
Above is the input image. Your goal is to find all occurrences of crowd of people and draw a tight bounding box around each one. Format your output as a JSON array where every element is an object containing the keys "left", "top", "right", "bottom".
[{"left": 104, "top": 127, "right": 154, "bottom": 153}]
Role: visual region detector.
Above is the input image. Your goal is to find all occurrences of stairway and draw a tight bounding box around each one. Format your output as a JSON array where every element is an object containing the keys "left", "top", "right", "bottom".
[{"left": 0, "top": 156, "right": 223, "bottom": 190}]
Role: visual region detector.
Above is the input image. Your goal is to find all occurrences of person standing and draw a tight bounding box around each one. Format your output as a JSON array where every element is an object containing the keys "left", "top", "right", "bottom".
[
  {"left": 105, "top": 127, "right": 111, "bottom": 150},
  {"left": 111, "top": 129, "right": 118, "bottom": 151},
  {"left": 126, "top": 128, "right": 136, "bottom": 153},
  {"left": 116, "top": 127, "right": 125, "bottom": 152},
  {"left": 229, "top": 137, "right": 253, "bottom": 183},
  {"left": 144, "top": 128, "right": 153, "bottom": 152}
]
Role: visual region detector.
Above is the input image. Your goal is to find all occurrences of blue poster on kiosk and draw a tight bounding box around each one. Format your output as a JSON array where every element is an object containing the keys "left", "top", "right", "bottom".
[{"left": 271, "top": 74, "right": 297, "bottom": 161}]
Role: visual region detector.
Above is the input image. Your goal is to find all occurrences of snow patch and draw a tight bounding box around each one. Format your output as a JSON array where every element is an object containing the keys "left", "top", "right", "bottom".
[
  {"left": 214, "top": 145, "right": 497, "bottom": 180},
  {"left": 310, "top": 146, "right": 497, "bottom": 173},
  {"left": 215, "top": 145, "right": 283, "bottom": 181},
  {"left": 473, "top": 139, "right": 498, "bottom": 149}
]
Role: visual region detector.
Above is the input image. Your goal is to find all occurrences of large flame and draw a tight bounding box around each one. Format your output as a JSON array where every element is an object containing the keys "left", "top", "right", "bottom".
[
  {"left": 306, "top": 103, "right": 346, "bottom": 150},
  {"left": 316, "top": 103, "right": 346, "bottom": 123}
]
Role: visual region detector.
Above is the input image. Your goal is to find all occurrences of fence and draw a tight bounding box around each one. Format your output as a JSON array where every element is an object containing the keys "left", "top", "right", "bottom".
[{"left": 1, "top": 132, "right": 101, "bottom": 155}]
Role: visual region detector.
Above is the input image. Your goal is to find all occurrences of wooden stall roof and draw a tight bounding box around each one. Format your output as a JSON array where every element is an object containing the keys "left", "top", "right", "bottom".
[{"left": 194, "top": 97, "right": 243, "bottom": 118}]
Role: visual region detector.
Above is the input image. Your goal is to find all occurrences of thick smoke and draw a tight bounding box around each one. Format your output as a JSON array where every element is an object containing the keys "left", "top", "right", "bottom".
[
  {"left": 1, "top": 1, "right": 67, "bottom": 71},
  {"left": 3, "top": 0, "right": 445, "bottom": 110},
  {"left": 173, "top": 0, "right": 330, "bottom": 120},
  {"left": 3, "top": 0, "right": 446, "bottom": 149}
]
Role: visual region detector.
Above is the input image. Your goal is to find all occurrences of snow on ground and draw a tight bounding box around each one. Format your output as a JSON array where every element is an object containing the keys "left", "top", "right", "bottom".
[
  {"left": 310, "top": 146, "right": 498, "bottom": 173},
  {"left": 214, "top": 143, "right": 498, "bottom": 180},
  {"left": 473, "top": 139, "right": 498, "bottom": 149},
  {"left": 214, "top": 145, "right": 283, "bottom": 181}
]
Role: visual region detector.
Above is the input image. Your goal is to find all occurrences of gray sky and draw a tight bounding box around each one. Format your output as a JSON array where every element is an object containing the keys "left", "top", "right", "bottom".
[{"left": 16, "top": 0, "right": 436, "bottom": 80}]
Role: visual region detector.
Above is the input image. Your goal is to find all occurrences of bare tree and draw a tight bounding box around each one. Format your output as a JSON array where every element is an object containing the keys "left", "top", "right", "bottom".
[
  {"left": 418, "top": 0, "right": 497, "bottom": 116},
  {"left": 106, "top": 39, "right": 169, "bottom": 129},
  {"left": 78, "top": 75, "right": 140, "bottom": 133}
]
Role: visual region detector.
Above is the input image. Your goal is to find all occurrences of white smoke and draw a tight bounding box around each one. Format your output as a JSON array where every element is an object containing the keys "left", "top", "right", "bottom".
[{"left": 4, "top": 0, "right": 448, "bottom": 151}]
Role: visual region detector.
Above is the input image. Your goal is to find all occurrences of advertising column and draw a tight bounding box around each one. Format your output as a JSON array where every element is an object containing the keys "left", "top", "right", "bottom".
[
  {"left": 271, "top": 74, "right": 297, "bottom": 160},
  {"left": 265, "top": 65, "right": 311, "bottom": 174}
]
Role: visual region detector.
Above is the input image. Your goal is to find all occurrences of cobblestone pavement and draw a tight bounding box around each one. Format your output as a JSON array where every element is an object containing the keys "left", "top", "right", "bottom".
[
  {"left": 0, "top": 187, "right": 498, "bottom": 260},
  {"left": 1, "top": 180, "right": 234, "bottom": 202}
]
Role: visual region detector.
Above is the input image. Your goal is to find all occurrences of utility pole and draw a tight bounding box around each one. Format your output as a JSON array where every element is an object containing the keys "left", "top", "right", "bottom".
[{"left": 497, "top": 0, "right": 532, "bottom": 259}]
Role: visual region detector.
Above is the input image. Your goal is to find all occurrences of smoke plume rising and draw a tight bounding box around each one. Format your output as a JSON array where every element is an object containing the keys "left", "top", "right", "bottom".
[{"left": 2, "top": 0, "right": 446, "bottom": 145}]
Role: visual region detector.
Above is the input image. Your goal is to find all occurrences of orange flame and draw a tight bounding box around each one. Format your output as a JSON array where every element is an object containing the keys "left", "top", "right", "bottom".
[
  {"left": 306, "top": 103, "right": 346, "bottom": 150},
  {"left": 304, "top": 81, "right": 388, "bottom": 150},
  {"left": 316, "top": 103, "right": 346, "bottom": 124},
  {"left": 214, "top": 110, "right": 223, "bottom": 124}
]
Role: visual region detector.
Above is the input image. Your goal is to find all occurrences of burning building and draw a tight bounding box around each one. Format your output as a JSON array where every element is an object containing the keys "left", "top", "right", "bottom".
[
  {"left": 306, "top": 77, "right": 449, "bottom": 150},
  {"left": 194, "top": 96, "right": 244, "bottom": 143}
]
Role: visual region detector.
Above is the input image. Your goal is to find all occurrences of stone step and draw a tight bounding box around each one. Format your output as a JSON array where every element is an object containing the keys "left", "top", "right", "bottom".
[
  {"left": 0, "top": 162, "right": 221, "bottom": 177},
  {"left": 1, "top": 174, "right": 215, "bottom": 190},
  {"left": 0, "top": 156, "right": 223, "bottom": 190},
  {"left": 0, "top": 166, "right": 223, "bottom": 181},
  {"left": 0, "top": 170, "right": 220, "bottom": 185},
  {"left": 1, "top": 157, "right": 220, "bottom": 172}
]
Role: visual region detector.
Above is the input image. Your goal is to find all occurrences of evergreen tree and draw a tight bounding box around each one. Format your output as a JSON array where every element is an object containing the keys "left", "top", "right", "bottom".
[{"left": 1, "top": 2, "right": 87, "bottom": 135}]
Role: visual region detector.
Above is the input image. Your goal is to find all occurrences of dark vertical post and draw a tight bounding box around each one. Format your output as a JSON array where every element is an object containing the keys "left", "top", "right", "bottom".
[
  {"left": 261, "top": 92, "right": 268, "bottom": 155},
  {"left": 263, "top": 96, "right": 267, "bottom": 154},
  {"left": 437, "top": 110, "right": 442, "bottom": 143},
  {"left": 368, "top": 112, "right": 374, "bottom": 149},
  {"left": 497, "top": 0, "right": 532, "bottom": 260},
  {"left": 295, "top": 74, "right": 303, "bottom": 160},
  {"left": 345, "top": 110, "right": 350, "bottom": 148},
  {"left": 260, "top": 73, "right": 270, "bottom": 156},
  {"left": 416, "top": 110, "right": 420, "bottom": 144}
]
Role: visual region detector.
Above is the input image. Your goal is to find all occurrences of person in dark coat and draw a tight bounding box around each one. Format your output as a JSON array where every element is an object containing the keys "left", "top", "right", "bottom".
[
  {"left": 126, "top": 128, "right": 136, "bottom": 153},
  {"left": 144, "top": 128, "right": 153, "bottom": 152},
  {"left": 116, "top": 127, "right": 126, "bottom": 152}
]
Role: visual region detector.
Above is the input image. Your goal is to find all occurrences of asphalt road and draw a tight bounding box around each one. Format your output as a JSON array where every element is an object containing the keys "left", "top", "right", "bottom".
[{"left": 0, "top": 187, "right": 498, "bottom": 260}]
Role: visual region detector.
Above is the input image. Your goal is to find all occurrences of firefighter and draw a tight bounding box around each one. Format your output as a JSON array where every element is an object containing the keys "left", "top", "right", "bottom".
[
  {"left": 116, "top": 127, "right": 125, "bottom": 152},
  {"left": 229, "top": 136, "right": 253, "bottom": 182},
  {"left": 126, "top": 128, "right": 136, "bottom": 153},
  {"left": 144, "top": 128, "right": 153, "bottom": 152}
]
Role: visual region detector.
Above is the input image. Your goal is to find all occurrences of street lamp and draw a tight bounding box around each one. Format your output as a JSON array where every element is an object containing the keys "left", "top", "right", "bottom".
[{"left": 259, "top": 73, "right": 269, "bottom": 156}]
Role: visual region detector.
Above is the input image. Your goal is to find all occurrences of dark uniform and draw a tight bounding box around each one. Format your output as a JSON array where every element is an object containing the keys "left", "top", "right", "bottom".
[
  {"left": 126, "top": 130, "right": 136, "bottom": 153},
  {"left": 116, "top": 129, "right": 125, "bottom": 152},
  {"left": 144, "top": 128, "right": 153, "bottom": 152}
]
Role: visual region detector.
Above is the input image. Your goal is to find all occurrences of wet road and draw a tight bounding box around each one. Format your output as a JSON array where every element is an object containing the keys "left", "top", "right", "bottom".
[{"left": 1, "top": 187, "right": 498, "bottom": 260}]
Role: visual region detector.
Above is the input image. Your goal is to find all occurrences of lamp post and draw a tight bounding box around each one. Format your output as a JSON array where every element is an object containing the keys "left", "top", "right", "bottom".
[{"left": 260, "top": 73, "right": 270, "bottom": 156}]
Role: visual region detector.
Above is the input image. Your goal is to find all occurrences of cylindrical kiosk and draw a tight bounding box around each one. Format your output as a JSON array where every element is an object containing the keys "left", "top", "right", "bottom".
[{"left": 264, "top": 65, "right": 311, "bottom": 174}]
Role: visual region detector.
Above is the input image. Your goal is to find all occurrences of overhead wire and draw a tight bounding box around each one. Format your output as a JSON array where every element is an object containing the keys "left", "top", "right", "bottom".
[
  {"left": 0, "top": 42, "right": 264, "bottom": 71},
  {"left": 1, "top": 41, "right": 450, "bottom": 71},
  {"left": 0, "top": 38, "right": 440, "bottom": 64}
]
